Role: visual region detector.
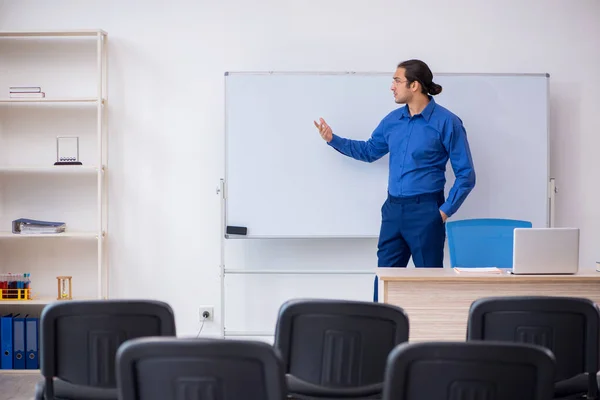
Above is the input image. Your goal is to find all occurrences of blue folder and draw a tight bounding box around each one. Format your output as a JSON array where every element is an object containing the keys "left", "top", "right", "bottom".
[
  {"left": 1, "top": 314, "right": 14, "bottom": 369},
  {"left": 13, "top": 314, "right": 25, "bottom": 369},
  {"left": 25, "top": 316, "right": 39, "bottom": 369}
]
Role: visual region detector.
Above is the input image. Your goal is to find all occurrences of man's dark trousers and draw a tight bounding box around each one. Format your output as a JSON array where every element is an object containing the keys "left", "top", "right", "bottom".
[{"left": 373, "top": 191, "right": 446, "bottom": 302}]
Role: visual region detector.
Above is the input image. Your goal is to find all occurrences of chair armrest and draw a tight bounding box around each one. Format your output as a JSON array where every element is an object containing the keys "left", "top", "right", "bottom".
[{"left": 554, "top": 372, "right": 597, "bottom": 398}]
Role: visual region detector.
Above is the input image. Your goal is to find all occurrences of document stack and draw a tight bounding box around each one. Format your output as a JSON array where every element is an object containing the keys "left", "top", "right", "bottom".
[
  {"left": 8, "top": 86, "right": 45, "bottom": 98},
  {"left": 12, "top": 218, "right": 66, "bottom": 235}
]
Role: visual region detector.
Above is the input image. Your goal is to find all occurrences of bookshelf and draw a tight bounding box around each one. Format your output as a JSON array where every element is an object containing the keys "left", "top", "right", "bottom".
[{"left": 0, "top": 30, "right": 108, "bottom": 315}]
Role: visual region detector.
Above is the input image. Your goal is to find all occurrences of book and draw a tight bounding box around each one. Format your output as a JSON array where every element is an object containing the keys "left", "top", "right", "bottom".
[
  {"left": 9, "top": 92, "right": 45, "bottom": 98},
  {"left": 453, "top": 267, "right": 502, "bottom": 274},
  {"left": 9, "top": 86, "right": 41, "bottom": 93}
]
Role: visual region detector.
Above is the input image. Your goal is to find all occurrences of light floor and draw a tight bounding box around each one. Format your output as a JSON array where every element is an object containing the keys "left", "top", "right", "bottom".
[{"left": 0, "top": 372, "right": 40, "bottom": 400}]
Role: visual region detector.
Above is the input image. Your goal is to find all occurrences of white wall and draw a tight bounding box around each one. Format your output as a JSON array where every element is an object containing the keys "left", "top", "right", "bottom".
[{"left": 1, "top": 0, "right": 599, "bottom": 337}]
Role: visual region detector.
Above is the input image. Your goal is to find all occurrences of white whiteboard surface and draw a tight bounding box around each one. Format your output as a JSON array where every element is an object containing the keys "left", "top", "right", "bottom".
[{"left": 225, "top": 72, "right": 549, "bottom": 238}]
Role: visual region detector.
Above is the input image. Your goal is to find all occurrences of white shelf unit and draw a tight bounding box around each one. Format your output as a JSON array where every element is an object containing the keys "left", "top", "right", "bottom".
[{"left": 0, "top": 30, "right": 108, "bottom": 310}]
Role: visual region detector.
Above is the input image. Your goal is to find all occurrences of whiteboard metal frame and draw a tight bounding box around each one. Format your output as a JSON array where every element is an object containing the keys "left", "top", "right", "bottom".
[
  {"left": 224, "top": 269, "right": 374, "bottom": 275},
  {"left": 219, "top": 71, "right": 553, "bottom": 338}
]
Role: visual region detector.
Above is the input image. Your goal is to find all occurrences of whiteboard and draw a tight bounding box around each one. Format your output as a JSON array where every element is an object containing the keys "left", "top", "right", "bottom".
[{"left": 224, "top": 72, "right": 549, "bottom": 238}]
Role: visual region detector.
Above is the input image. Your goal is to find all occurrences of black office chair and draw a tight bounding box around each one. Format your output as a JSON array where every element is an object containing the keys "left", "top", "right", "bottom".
[
  {"left": 467, "top": 296, "right": 600, "bottom": 400},
  {"left": 274, "top": 298, "right": 409, "bottom": 399},
  {"left": 37, "top": 299, "right": 176, "bottom": 400},
  {"left": 382, "top": 341, "right": 556, "bottom": 400},
  {"left": 116, "top": 337, "right": 287, "bottom": 400}
]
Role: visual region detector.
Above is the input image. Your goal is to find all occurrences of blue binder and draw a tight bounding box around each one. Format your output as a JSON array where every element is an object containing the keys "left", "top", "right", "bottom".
[
  {"left": 13, "top": 314, "right": 25, "bottom": 369},
  {"left": 1, "top": 314, "right": 14, "bottom": 369},
  {"left": 25, "top": 316, "right": 39, "bottom": 370}
]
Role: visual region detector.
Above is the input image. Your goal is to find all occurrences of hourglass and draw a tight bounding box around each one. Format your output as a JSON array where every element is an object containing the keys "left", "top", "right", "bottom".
[{"left": 57, "top": 276, "right": 72, "bottom": 300}]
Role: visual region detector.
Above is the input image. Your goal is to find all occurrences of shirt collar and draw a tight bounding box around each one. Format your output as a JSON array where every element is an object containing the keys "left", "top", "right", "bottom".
[{"left": 399, "top": 96, "right": 436, "bottom": 122}]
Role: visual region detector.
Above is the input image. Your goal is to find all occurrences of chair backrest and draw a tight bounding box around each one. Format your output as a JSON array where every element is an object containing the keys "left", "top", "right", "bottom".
[
  {"left": 40, "top": 300, "right": 176, "bottom": 398},
  {"left": 467, "top": 296, "right": 600, "bottom": 382},
  {"left": 382, "top": 341, "right": 556, "bottom": 400},
  {"left": 116, "top": 337, "right": 287, "bottom": 400},
  {"left": 274, "top": 298, "right": 409, "bottom": 388},
  {"left": 446, "top": 218, "right": 532, "bottom": 268}
]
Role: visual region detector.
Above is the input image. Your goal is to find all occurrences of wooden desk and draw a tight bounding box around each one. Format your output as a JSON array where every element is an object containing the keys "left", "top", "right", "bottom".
[{"left": 378, "top": 268, "right": 600, "bottom": 342}]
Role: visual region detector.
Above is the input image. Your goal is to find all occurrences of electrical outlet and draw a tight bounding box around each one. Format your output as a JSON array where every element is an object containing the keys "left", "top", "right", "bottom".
[{"left": 199, "top": 306, "right": 214, "bottom": 321}]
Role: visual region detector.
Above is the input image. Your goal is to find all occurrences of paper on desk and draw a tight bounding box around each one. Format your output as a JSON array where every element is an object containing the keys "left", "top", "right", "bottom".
[{"left": 453, "top": 267, "right": 502, "bottom": 273}]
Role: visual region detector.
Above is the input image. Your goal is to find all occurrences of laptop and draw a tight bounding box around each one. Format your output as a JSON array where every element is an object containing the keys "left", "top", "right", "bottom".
[{"left": 511, "top": 228, "right": 579, "bottom": 274}]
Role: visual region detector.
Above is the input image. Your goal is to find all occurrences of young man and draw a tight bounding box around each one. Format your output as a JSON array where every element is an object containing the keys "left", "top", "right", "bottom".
[{"left": 314, "top": 59, "right": 476, "bottom": 300}]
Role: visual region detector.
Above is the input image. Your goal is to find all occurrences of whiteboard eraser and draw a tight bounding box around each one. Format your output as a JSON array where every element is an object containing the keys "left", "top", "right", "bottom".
[{"left": 226, "top": 226, "right": 247, "bottom": 235}]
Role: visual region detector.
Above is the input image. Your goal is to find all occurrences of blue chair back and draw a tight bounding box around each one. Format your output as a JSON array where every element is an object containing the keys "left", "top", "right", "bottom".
[{"left": 446, "top": 218, "right": 532, "bottom": 268}]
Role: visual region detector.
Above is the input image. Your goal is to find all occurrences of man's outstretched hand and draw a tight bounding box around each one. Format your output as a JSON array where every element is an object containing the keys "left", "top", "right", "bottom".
[{"left": 314, "top": 117, "right": 333, "bottom": 142}]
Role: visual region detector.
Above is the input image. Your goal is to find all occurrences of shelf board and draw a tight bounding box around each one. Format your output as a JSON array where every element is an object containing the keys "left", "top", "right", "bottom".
[
  {"left": 0, "top": 297, "right": 95, "bottom": 306},
  {"left": 0, "top": 369, "right": 40, "bottom": 374},
  {"left": 0, "top": 232, "right": 99, "bottom": 239},
  {"left": 0, "top": 298, "right": 55, "bottom": 305},
  {"left": 0, "top": 165, "right": 99, "bottom": 174},
  {"left": 0, "top": 98, "right": 101, "bottom": 104},
  {"left": 0, "top": 29, "right": 107, "bottom": 37}
]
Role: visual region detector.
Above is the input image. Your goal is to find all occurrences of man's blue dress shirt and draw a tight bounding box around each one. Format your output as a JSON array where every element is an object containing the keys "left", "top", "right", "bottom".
[{"left": 327, "top": 97, "right": 476, "bottom": 217}]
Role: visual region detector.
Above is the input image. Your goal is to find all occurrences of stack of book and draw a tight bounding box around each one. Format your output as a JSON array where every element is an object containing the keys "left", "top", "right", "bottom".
[
  {"left": 11, "top": 218, "right": 66, "bottom": 234},
  {"left": 9, "top": 86, "right": 45, "bottom": 98}
]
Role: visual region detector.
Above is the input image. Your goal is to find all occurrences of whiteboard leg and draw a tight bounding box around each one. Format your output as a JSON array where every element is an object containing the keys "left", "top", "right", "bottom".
[
  {"left": 549, "top": 178, "right": 556, "bottom": 228},
  {"left": 219, "top": 178, "right": 226, "bottom": 338},
  {"left": 219, "top": 263, "right": 225, "bottom": 338}
]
